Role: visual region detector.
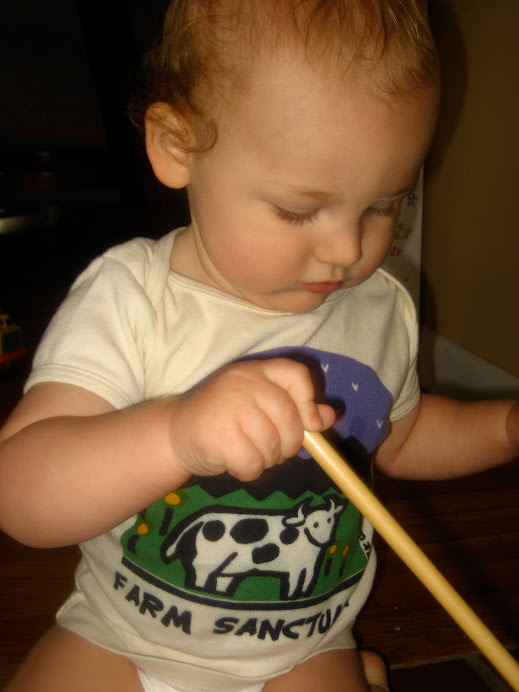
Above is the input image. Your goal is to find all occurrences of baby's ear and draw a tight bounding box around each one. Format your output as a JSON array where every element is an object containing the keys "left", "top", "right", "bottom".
[{"left": 145, "top": 103, "right": 192, "bottom": 189}]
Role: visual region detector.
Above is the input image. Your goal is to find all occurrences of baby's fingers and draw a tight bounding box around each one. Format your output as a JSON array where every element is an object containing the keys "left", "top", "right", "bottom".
[
  {"left": 311, "top": 402, "right": 336, "bottom": 432},
  {"left": 262, "top": 359, "right": 336, "bottom": 434},
  {"left": 227, "top": 414, "right": 282, "bottom": 481}
]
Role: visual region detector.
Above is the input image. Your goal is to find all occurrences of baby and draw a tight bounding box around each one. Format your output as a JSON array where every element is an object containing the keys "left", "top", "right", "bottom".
[{"left": 1, "top": 1, "right": 518, "bottom": 691}]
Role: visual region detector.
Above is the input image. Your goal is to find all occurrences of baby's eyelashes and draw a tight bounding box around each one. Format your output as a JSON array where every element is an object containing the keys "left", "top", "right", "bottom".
[{"left": 273, "top": 206, "right": 319, "bottom": 226}]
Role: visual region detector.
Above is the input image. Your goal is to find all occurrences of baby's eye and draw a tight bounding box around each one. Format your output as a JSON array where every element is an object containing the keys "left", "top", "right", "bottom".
[
  {"left": 274, "top": 206, "right": 318, "bottom": 226},
  {"left": 364, "top": 200, "right": 400, "bottom": 219}
]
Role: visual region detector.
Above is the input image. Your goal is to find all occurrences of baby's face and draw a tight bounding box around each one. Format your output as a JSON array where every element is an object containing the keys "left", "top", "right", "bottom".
[{"left": 179, "top": 54, "right": 439, "bottom": 312}]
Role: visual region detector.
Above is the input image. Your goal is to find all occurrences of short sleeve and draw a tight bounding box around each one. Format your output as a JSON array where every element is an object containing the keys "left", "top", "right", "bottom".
[
  {"left": 386, "top": 274, "right": 420, "bottom": 422},
  {"left": 25, "top": 248, "right": 158, "bottom": 409}
]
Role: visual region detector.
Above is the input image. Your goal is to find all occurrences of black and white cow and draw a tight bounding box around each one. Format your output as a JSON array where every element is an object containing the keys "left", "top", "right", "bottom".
[{"left": 161, "top": 496, "right": 345, "bottom": 599}]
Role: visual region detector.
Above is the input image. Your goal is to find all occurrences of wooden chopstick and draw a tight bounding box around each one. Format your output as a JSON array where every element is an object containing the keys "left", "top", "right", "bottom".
[{"left": 303, "top": 430, "right": 519, "bottom": 690}]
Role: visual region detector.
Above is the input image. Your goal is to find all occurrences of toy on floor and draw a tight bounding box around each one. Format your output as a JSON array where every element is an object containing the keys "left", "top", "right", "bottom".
[{"left": 0, "top": 310, "right": 26, "bottom": 367}]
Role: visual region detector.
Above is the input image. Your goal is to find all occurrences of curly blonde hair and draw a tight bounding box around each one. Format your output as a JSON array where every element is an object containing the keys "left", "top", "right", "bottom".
[{"left": 129, "top": 0, "right": 439, "bottom": 151}]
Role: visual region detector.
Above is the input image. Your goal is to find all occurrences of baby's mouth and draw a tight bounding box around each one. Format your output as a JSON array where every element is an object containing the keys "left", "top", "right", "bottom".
[{"left": 299, "top": 281, "right": 343, "bottom": 294}]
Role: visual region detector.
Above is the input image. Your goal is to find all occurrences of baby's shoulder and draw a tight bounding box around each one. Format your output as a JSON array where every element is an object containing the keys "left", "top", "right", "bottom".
[
  {"left": 73, "top": 230, "right": 178, "bottom": 298},
  {"left": 356, "top": 268, "right": 417, "bottom": 318},
  {"left": 101, "top": 234, "right": 166, "bottom": 280}
]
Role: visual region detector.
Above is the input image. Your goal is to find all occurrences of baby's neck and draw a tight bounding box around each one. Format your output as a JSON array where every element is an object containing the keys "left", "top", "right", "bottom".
[{"left": 169, "top": 226, "right": 202, "bottom": 281}]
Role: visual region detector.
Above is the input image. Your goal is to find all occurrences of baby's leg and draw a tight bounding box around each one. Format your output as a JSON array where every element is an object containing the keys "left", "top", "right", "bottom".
[
  {"left": 263, "top": 648, "right": 389, "bottom": 692},
  {"left": 4, "top": 625, "right": 143, "bottom": 692}
]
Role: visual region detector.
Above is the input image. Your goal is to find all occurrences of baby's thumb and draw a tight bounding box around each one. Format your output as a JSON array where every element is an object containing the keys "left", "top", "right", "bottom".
[{"left": 304, "top": 402, "right": 336, "bottom": 433}]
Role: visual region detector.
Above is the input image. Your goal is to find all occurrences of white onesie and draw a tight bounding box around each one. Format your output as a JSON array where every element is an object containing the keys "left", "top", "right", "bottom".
[{"left": 26, "top": 229, "right": 419, "bottom": 690}]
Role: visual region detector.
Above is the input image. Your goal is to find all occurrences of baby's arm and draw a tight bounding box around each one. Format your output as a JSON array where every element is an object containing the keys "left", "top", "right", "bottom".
[
  {"left": 375, "top": 393, "right": 519, "bottom": 480},
  {"left": 0, "top": 381, "right": 191, "bottom": 548},
  {"left": 0, "top": 359, "right": 334, "bottom": 548}
]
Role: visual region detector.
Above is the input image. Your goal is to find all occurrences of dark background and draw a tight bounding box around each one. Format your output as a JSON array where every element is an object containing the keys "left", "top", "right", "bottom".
[{"left": 0, "top": 1, "right": 188, "bottom": 326}]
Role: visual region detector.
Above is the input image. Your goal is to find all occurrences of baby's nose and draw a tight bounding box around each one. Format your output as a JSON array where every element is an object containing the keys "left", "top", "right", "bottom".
[{"left": 314, "top": 227, "right": 362, "bottom": 268}]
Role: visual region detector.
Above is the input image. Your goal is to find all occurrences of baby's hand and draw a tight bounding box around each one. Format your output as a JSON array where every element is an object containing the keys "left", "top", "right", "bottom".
[
  {"left": 168, "top": 359, "right": 335, "bottom": 481},
  {"left": 506, "top": 401, "right": 519, "bottom": 451}
]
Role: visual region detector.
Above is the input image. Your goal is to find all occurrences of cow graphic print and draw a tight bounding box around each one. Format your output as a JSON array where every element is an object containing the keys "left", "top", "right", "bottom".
[
  {"left": 120, "top": 346, "right": 391, "bottom": 611},
  {"left": 160, "top": 497, "right": 345, "bottom": 599}
]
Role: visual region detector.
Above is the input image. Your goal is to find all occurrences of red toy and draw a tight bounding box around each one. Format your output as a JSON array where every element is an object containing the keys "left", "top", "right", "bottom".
[{"left": 0, "top": 311, "right": 27, "bottom": 366}]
